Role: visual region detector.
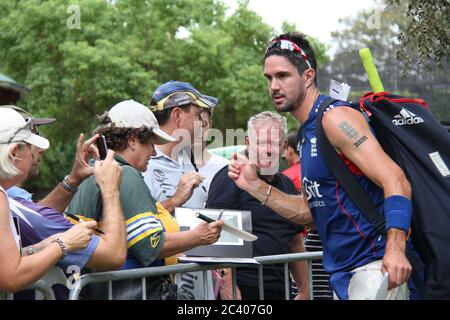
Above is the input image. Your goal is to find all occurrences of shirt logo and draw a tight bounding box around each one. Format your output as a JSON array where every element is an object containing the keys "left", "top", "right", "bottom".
[
  {"left": 392, "top": 109, "right": 424, "bottom": 126},
  {"left": 150, "top": 233, "right": 161, "bottom": 248},
  {"left": 310, "top": 137, "right": 318, "bottom": 157},
  {"left": 303, "top": 177, "right": 326, "bottom": 208}
]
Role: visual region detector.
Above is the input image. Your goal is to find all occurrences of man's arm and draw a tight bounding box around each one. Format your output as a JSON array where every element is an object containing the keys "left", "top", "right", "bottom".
[
  {"left": 228, "top": 153, "right": 313, "bottom": 225},
  {"left": 39, "top": 134, "right": 100, "bottom": 212},
  {"left": 289, "top": 233, "right": 310, "bottom": 300},
  {"left": 158, "top": 220, "right": 223, "bottom": 258},
  {"left": 322, "top": 106, "right": 412, "bottom": 289},
  {"left": 84, "top": 150, "right": 127, "bottom": 271}
]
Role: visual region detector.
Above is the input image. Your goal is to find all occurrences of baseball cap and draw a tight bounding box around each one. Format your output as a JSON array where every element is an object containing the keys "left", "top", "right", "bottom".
[
  {"left": 0, "top": 108, "right": 50, "bottom": 150},
  {"left": 106, "top": 99, "right": 176, "bottom": 144},
  {"left": 149, "top": 81, "right": 218, "bottom": 112},
  {"left": 0, "top": 105, "right": 56, "bottom": 126}
]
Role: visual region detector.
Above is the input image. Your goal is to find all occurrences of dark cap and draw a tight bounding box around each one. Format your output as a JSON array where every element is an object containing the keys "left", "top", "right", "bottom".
[
  {"left": 0, "top": 105, "right": 56, "bottom": 126},
  {"left": 149, "top": 81, "right": 219, "bottom": 112}
]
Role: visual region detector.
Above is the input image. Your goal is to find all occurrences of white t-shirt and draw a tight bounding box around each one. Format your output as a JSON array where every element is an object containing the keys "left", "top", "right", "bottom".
[
  {"left": 198, "top": 152, "right": 229, "bottom": 192},
  {"left": 143, "top": 148, "right": 207, "bottom": 209},
  {"left": 0, "top": 186, "right": 20, "bottom": 251}
]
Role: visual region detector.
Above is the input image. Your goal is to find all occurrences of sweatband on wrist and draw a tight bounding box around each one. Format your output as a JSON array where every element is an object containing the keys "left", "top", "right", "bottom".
[{"left": 384, "top": 195, "right": 412, "bottom": 233}]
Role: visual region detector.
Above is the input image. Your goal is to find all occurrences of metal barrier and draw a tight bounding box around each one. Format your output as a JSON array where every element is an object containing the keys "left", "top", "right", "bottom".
[
  {"left": 0, "top": 280, "right": 56, "bottom": 300},
  {"left": 68, "top": 251, "right": 323, "bottom": 300}
]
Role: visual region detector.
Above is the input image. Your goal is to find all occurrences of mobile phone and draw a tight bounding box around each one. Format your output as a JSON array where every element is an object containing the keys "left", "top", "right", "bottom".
[{"left": 96, "top": 134, "right": 108, "bottom": 160}]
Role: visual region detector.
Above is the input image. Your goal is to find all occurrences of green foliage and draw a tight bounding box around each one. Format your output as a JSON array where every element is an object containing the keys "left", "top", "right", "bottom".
[
  {"left": 0, "top": 0, "right": 329, "bottom": 190},
  {"left": 387, "top": 0, "right": 450, "bottom": 69},
  {"left": 326, "top": 0, "right": 449, "bottom": 122}
]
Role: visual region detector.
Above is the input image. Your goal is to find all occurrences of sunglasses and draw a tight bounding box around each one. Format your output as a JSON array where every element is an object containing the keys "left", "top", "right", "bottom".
[
  {"left": 265, "top": 39, "right": 312, "bottom": 69},
  {"left": 6, "top": 118, "right": 32, "bottom": 144},
  {"left": 150, "top": 91, "right": 211, "bottom": 112}
]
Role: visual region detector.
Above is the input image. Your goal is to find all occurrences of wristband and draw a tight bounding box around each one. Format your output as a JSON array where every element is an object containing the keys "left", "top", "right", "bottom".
[
  {"left": 384, "top": 195, "right": 412, "bottom": 233},
  {"left": 261, "top": 185, "right": 272, "bottom": 206},
  {"left": 52, "top": 238, "right": 68, "bottom": 257},
  {"left": 61, "top": 175, "right": 78, "bottom": 193}
]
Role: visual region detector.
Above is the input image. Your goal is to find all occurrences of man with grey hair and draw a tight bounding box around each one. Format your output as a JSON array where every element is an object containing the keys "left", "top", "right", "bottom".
[{"left": 206, "top": 111, "right": 309, "bottom": 300}]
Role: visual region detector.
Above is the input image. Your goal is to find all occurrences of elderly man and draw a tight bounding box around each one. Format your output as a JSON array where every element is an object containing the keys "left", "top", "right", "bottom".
[{"left": 206, "top": 111, "right": 309, "bottom": 300}]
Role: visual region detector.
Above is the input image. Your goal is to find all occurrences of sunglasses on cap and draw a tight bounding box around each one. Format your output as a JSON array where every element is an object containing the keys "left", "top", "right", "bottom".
[
  {"left": 265, "top": 39, "right": 312, "bottom": 69},
  {"left": 6, "top": 118, "right": 33, "bottom": 144},
  {"left": 150, "top": 91, "right": 211, "bottom": 112}
]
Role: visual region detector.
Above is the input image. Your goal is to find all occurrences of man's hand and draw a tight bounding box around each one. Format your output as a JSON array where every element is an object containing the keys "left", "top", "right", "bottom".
[
  {"left": 94, "top": 150, "right": 122, "bottom": 194},
  {"left": 172, "top": 171, "right": 204, "bottom": 205},
  {"left": 228, "top": 153, "right": 259, "bottom": 192},
  {"left": 381, "top": 229, "right": 412, "bottom": 290},
  {"left": 193, "top": 220, "right": 224, "bottom": 245},
  {"left": 66, "top": 134, "right": 101, "bottom": 188}
]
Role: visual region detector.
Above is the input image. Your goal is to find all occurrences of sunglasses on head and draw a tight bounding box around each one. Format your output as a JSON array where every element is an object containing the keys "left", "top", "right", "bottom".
[
  {"left": 7, "top": 118, "right": 32, "bottom": 144},
  {"left": 265, "top": 39, "right": 312, "bottom": 69}
]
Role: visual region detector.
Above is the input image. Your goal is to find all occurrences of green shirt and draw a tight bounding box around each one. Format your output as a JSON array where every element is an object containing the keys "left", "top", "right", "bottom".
[{"left": 68, "top": 155, "right": 164, "bottom": 267}]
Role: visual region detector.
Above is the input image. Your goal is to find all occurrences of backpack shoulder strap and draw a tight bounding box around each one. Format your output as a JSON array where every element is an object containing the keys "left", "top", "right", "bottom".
[{"left": 316, "top": 97, "right": 386, "bottom": 236}]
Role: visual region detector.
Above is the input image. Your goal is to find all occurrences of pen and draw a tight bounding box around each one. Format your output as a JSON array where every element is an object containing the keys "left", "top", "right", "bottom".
[
  {"left": 196, "top": 212, "right": 216, "bottom": 223},
  {"left": 217, "top": 209, "right": 224, "bottom": 221},
  {"left": 190, "top": 150, "right": 207, "bottom": 193},
  {"left": 65, "top": 212, "right": 105, "bottom": 235}
]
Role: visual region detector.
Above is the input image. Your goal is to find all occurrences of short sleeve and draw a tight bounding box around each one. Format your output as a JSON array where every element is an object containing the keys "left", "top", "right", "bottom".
[{"left": 119, "top": 166, "right": 165, "bottom": 267}]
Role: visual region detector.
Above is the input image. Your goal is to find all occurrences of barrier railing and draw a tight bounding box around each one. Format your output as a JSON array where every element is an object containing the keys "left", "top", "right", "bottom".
[
  {"left": 67, "top": 251, "right": 323, "bottom": 300},
  {"left": 0, "top": 280, "right": 56, "bottom": 300}
]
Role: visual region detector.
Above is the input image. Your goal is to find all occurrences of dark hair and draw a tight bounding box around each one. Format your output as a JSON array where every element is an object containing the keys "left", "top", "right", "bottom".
[
  {"left": 94, "top": 112, "right": 154, "bottom": 151},
  {"left": 264, "top": 32, "right": 318, "bottom": 85},
  {"left": 153, "top": 104, "right": 192, "bottom": 126},
  {"left": 286, "top": 131, "right": 299, "bottom": 151}
]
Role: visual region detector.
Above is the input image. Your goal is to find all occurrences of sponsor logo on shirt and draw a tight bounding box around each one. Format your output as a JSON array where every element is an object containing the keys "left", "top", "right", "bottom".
[
  {"left": 150, "top": 232, "right": 161, "bottom": 248},
  {"left": 310, "top": 137, "right": 318, "bottom": 157},
  {"left": 392, "top": 109, "right": 424, "bottom": 126},
  {"left": 303, "top": 177, "right": 326, "bottom": 208}
]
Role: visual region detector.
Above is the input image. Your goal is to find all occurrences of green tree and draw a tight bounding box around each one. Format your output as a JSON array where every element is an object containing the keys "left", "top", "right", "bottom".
[
  {"left": 387, "top": 0, "right": 450, "bottom": 69},
  {"left": 325, "top": 0, "right": 449, "bottom": 121},
  {"left": 0, "top": 0, "right": 329, "bottom": 192}
]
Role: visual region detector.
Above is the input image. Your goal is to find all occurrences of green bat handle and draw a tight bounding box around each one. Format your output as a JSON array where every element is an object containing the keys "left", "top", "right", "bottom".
[{"left": 359, "top": 48, "right": 384, "bottom": 93}]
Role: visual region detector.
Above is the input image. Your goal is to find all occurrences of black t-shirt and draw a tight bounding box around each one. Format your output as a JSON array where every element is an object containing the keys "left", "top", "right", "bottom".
[{"left": 206, "top": 166, "right": 303, "bottom": 291}]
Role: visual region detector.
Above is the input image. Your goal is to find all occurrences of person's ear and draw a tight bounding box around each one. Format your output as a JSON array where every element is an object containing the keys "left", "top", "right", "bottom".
[
  {"left": 128, "top": 135, "right": 138, "bottom": 151},
  {"left": 9, "top": 143, "right": 21, "bottom": 159},
  {"left": 172, "top": 108, "right": 183, "bottom": 127},
  {"left": 304, "top": 68, "right": 316, "bottom": 88}
]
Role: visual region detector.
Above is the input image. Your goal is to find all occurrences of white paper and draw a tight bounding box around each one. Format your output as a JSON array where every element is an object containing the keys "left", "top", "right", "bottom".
[{"left": 329, "top": 79, "right": 351, "bottom": 101}]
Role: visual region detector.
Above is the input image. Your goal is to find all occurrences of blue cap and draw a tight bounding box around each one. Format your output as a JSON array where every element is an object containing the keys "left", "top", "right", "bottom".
[{"left": 150, "top": 81, "right": 219, "bottom": 111}]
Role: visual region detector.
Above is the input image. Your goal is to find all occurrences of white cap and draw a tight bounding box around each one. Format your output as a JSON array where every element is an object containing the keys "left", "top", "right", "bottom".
[
  {"left": 0, "top": 108, "right": 50, "bottom": 150},
  {"left": 107, "top": 100, "right": 176, "bottom": 144}
]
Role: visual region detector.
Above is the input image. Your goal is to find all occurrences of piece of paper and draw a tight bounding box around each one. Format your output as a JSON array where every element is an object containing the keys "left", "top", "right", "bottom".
[
  {"left": 329, "top": 79, "right": 351, "bottom": 101},
  {"left": 374, "top": 273, "right": 390, "bottom": 300}
]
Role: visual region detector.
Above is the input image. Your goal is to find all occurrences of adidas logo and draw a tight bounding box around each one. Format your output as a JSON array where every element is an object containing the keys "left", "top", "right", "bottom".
[{"left": 392, "top": 109, "right": 424, "bottom": 126}]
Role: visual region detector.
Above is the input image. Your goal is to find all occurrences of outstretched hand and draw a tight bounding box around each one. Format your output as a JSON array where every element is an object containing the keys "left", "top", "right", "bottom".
[
  {"left": 228, "top": 153, "right": 259, "bottom": 192},
  {"left": 68, "top": 134, "right": 101, "bottom": 186}
]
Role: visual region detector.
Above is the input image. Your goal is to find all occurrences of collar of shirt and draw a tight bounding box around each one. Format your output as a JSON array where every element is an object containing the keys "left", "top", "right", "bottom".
[{"left": 7, "top": 186, "right": 33, "bottom": 201}]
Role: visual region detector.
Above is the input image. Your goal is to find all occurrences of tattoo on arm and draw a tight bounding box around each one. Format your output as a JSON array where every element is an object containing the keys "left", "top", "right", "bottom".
[
  {"left": 338, "top": 121, "right": 359, "bottom": 139},
  {"left": 337, "top": 121, "right": 368, "bottom": 148},
  {"left": 353, "top": 135, "right": 368, "bottom": 148}
]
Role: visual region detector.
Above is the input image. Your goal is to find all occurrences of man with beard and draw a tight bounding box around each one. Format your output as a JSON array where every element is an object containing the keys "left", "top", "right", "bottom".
[{"left": 227, "top": 32, "right": 419, "bottom": 300}]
